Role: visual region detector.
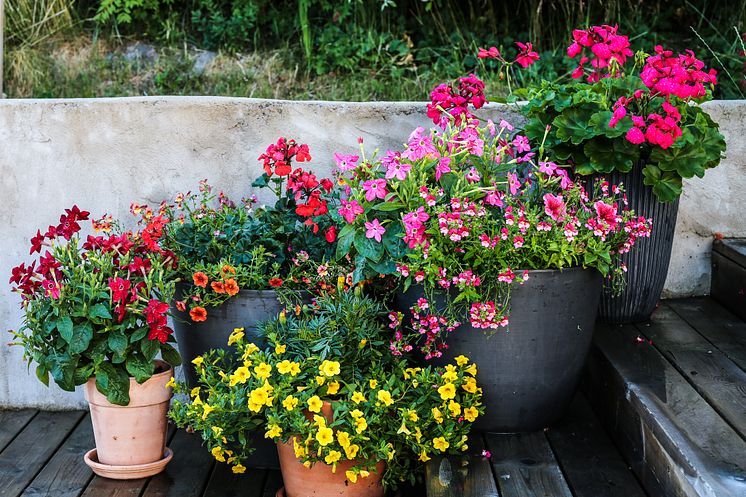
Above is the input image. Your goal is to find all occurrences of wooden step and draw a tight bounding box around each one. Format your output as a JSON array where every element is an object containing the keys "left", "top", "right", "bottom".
[
  {"left": 583, "top": 299, "right": 746, "bottom": 497},
  {"left": 711, "top": 238, "right": 746, "bottom": 321}
]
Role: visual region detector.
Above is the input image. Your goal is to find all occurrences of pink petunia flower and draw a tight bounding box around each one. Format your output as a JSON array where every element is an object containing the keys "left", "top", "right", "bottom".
[{"left": 543, "top": 194, "right": 567, "bottom": 221}]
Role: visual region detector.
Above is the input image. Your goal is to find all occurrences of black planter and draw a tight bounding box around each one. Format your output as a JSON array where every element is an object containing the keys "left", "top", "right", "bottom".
[
  {"left": 172, "top": 286, "right": 285, "bottom": 469},
  {"left": 593, "top": 167, "right": 679, "bottom": 324},
  {"left": 396, "top": 267, "right": 602, "bottom": 432}
]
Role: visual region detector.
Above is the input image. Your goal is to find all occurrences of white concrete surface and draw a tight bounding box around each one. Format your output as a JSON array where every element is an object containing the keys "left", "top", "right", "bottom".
[{"left": 0, "top": 97, "right": 741, "bottom": 408}]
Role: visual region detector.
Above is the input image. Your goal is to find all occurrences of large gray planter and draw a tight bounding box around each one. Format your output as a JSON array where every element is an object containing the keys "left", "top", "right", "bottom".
[{"left": 396, "top": 267, "right": 602, "bottom": 432}]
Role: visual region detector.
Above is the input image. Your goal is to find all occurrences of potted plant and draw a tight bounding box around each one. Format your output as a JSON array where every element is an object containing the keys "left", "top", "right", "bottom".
[
  {"left": 478, "top": 25, "right": 726, "bottom": 322},
  {"left": 10, "top": 206, "right": 181, "bottom": 479},
  {"left": 333, "top": 118, "right": 650, "bottom": 431},
  {"left": 134, "top": 137, "right": 339, "bottom": 388},
  {"left": 168, "top": 286, "right": 483, "bottom": 496}
]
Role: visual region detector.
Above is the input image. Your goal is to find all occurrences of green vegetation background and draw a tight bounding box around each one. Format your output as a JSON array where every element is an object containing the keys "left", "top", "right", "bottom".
[{"left": 4, "top": 0, "right": 746, "bottom": 100}]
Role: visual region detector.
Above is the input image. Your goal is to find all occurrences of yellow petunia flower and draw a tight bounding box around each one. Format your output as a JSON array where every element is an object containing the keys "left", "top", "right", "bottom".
[
  {"left": 316, "top": 426, "right": 334, "bottom": 446},
  {"left": 351, "top": 392, "right": 366, "bottom": 404},
  {"left": 232, "top": 464, "right": 246, "bottom": 474},
  {"left": 307, "top": 395, "right": 323, "bottom": 413},
  {"left": 438, "top": 383, "right": 456, "bottom": 400},
  {"left": 282, "top": 395, "right": 299, "bottom": 411},
  {"left": 254, "top": 362, "right": 272, "bottom": 380},
  {"left": 319, "top": 360, "right": 341, "bottom": 377},
  {"left": 455, "top": 355, "right": 469, "bottom": 366},
  {"left": 324, "top": 450, "right": 342, "bottom": 465},
  {"left": 433, "top": 437, "right": 450, "bottom": 452},
  {"left": 376, "top": 390, "right": 394, "bottom": 406}
]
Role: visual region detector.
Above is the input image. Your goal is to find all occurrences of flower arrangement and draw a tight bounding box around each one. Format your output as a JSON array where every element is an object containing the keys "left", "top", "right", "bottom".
[
  {"left": 10, "top": 206, "right": 181, "bottom": 405},
  {"left": 333, "top": 120, "right": 650, "bottom": 359},
  {"left": 479, "top": 25, "right": 726, "bottom": 202},
  {"left": 168, "top": 287, "right": 483, "bottom": 488},
  {"left": 143, "top": 138, "right": 340, "bottom": 321}
]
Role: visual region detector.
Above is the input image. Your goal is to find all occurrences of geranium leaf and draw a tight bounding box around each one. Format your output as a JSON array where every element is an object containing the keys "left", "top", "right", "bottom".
[
  {"left": 553, "top": 108, "right": 598, "bottom": 145},
  {"left": 583, "top": 138, "right": 638, "bottom": 174}
]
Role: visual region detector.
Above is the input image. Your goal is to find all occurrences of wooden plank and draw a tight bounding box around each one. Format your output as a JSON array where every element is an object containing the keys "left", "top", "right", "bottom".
[
  {"left": 80, "top": 423, "right": 178, "bottom": 497},
  {"left": 710, "top": 252, "right": 746, "bottom": 322},
  {"left": 0, "top": 410, "right": 37, "bottom": 453},
  {"left": 261, "top": 470, "right": 283, "bottom": 497},
  {"left": 668, "top": 297, "right": 746, "bottom": 372},
  {"left": 713, "top": 238, "right": 746, "bottom": 266},
  {"left": 585, "top": 323, "right": 746, "bottom": 497},
  {"left": 485, "top": 431, "right": 572, "bottom": 497},
  {"left": 21, "top": 413, "right": 94, "bottom": 497},
  {"left": 203, "top": 463, "right": 266, "bottom": 497},
  {"left": 425, "top": 435, "right": 498, "bottom": 497},
  {"left": 639, "top": 304, "right": 746, "bottom": 439},
  {"left": 546, "top": 395, "right": 646, "bottom": 497},
  {"left": 139, "top": 428, "right": 215, "bottom": 497},
  {"left": 0, "top": 410, "right": 84, "bottom": 497}
]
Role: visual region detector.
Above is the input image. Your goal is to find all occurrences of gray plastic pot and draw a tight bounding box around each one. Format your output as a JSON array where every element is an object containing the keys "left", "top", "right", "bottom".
[
  {"left": 172, "top": 286, "right": 285, "bottom": 469},
  {"left": 395, "top": 267, "right": 602, "bottom": 433}
]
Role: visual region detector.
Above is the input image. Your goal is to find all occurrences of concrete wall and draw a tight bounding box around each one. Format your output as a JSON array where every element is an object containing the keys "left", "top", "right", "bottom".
[{"left": 0, "top": 97, "right": 742, "bottom": 408}]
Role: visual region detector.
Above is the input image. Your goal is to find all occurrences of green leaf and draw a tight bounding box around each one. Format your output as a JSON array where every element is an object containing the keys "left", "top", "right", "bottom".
[
  {"left": 588, "top": 111, "right": 631, "bottom": 139},
  {"left": 35, "top": 365, "right": 49, "bottom": 386},
  {"left": 96, "top": 363, "right": 130, "bottom": 406},
  {"left": 160, "top": 343, "right": 182, "bottom": 367},
  {"left": 57, "top": 316, "right": 73, "bottom": 343},
  {"left": 335, "top": 224, "right": 356, "bottom": 260},
  {"left": 141, "top": 338, "right": 160, "bottom": 361},
  {"left": 108, "top": 331, "right": 128, "bottom": 357},
  {"left": 368, "top": 258, "right": 397, "bottom": 274},
  {"left": 88, "top": 303, "right": 112, "bottom": 320},
  {"left": 553, "top": 109, "right": 599, "bottom": 145},
  {"left": 70, "top": 323, "right": 93, "bottom": 354},
  {"left": 372, "top": 202, "right": 405, "bottom": 212},
  {"left": 353, "top": 232, "right": 384, "bottom": 262},
  {"left": 583, "top": 138, "right": 639, "bottom": 174},
  {"left": 50, "top": 353, "right": 76, "bottom": 391},
  {"left": 642, "top": 165, "right": 682, "bottom": 202},
  {"left": 129, "top": 327, "right": 148, "bottom": 343},
  {"left": 73, "top": 365, "right": 94, "bottom": 385},
  {"left": 251, "top": 173, "right": 270, "bottom": 188},
  {"left": 382, "top": 223, "right": 408, "bottom": 259},
  {"left": 126, "top": 355, "right": 155, "bottom": 384}
]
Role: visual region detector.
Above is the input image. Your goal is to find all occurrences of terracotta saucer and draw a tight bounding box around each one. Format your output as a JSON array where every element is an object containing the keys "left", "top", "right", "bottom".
[
  {"left": 84, "top": 447, "right": 173, "bottom": 479},
  {"left": 275, "top": 488, "right": 286, "bottom": 497}
]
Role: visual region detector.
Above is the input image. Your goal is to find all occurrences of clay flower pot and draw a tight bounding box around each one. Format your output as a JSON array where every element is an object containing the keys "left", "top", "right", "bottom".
[
  {"left": 83, "top": 360, "right": 174, "bottom": 479},
  {"left": 276, "top": 402, "right": 385, "bottom": 497}
]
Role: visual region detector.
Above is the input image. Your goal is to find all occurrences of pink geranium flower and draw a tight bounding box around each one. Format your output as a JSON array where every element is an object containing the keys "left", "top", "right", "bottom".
[
  {"left": 364, "top": 219, "right": 386, "bottom": 242},
  {"left": 515, "top": 42, "right": 540, "bottom": 68},
  {"left": 362, "top": 178, "right": 388, "bottom": 202}
]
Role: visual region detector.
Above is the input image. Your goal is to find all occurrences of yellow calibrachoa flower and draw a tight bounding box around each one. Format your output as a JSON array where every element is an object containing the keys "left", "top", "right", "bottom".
[
  {"left": 319, "top": 360, "right": 341, "bottom": 377},
  {"left": 316, "top": 376, "right": 326, "bottom": 386},
  {"left": 242, "top": 342, "right": 259, "bottom": 360},
  {"left": 438, "top": 383, "right": 456, "bottom": 400},
  {"left": 212, "top": 426, "right": 223, "bottom": 437},
  {"left": 293, "top": 439, "right": 306, "bottom": 458},
  {"left": 354, "top": 417, "right": 368, "bottom": 434},
  {"left": 288, "top": 362, "right": 301, "bottom": 376},
  {"left": 275, "top": 344, "right": 287, "bottom": 354},
  {"left": 307, "top": 395, "right": 323, "bottom": 413},
  {"left": 369, "top": 379, "right": 377, "bottom": 389},
  {"left": 397, "top": 420, "right": 411, "bottom": 435},
  {"left": 282, "top": 395, "right": 299, "bottom": 411},
  {"left": 277, "top": 360, "right": 293, "bottom": 374},
  {"left": 448, "top": 401, "right": 461, "bottom": 417},
  {"left": 326, "top": 381, "right": 340, "bottom": 395},
  {"left": 192, "top": 356, "right": 204, "bottom": 367},
  {"left": 358, "top": 338, "right": 367, "bottom": 348},
  {"left": 465, "top": 363, "right": 477, "bottom": 376},
  {"left": 344, "top": 444, "right": 359, "bottom": 459},
  {"left": 229, "top": 366, "right": 250, "bottom": 386},
  {"left": 419, "top": 451, "right": 431, "bottom": 462},
  {"left": 462, "top": 377, "right": 478, "bottom": 393},
  {"left": 407, "top": 410, "right": 419, "bottom": 422},
  {"left": 433, "top": 437, "right": 450, "bottom": 452},
  {"left": 404, "top": 367, "right": 421, "bottom": 379},
  {"left": 464, "top": 406, "right": 479, "bottom": 422},
  {"left": 202, "top": 403, "right": 215, "bottom": 420},
  {"left": 455, "top": 355, "right": 469, "bottom": 366},
  {"left": 248, "top": 388, "right": 270, "bottom": 412},
  {"left": 325, "top": 450, "right": 342, "bottom": 465},
  {"left": 414, "top": 427, "right": 423, "bottom": 443},
  {"left": 254, "top": 362, "right": 272, "bottom": 379},
  {"left": 232, "top": 464, "right": 246, "bottom": 474},
  {"left": 376, "top": 390, "right": 394, "bottom": 406},
  {"left": 350, "top": 409, "right": 363, "bottom": 418},
  {"left": 351, "top": 392, "right": 366, "bottom": 404},
  {"left": 190, "top": 387, "right": 201, "bottom": 398},
  {"left": 432, "top": 407, "right": 444, "bottom": 424},
  {"left": 165, "top": 377, "right": 176, "bottom": 389},
  {"left": 336, "top": 431, "right": 351, "bottom": 448},
  {"left": 316, "top": 426, "right": 334, "bottom": 446},
  {"left": 346, "top": 470, "right": 358, "bottom": 483},
  {"left": 211, "top": 446, "right": 225, "bottom": 462},
  {"left": 192, "top": 394, "right": 203, "bottom": 406},
  {"left": 265, "top": 424, "right": 282, "bottom": 439},
  {"left": 228, "top": 328, "right": 245, "bottom": 346},
  {"left": 441, "top": 370, "right": 458, "bottom": 382}
]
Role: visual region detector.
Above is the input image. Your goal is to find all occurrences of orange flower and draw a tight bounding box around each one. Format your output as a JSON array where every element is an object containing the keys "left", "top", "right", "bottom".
[
  {"left": 222, "top": 264, "right": 236, "bottom": 274},
  {"left": 190, "top": 306, "right": 207, "bottom": 322},
  {"left": 269, "top": 278, "right": 283, "bottom": 288},
  {"left": 211, "top": 281, "right": 225, "bottom": 294},
  {"left": 193, "top": 272, "right": 208, "bottom": 288},
  {"left": 224, "top": 278, "right": 240, "bottom": 296}
]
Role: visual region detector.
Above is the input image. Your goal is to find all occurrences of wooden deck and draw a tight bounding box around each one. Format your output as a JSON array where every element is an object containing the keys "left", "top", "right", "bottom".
[{"left": 2, "top": 296, "right": 744, "bottom": 497}]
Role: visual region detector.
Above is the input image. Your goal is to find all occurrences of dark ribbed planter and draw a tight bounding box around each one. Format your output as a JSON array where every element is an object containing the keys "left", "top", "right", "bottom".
[
  {"left": 395, "top": 267, "right": 602, "bottom": 433},
  {"left": 593, "top": 167, "right": 679, "bottom": 324},
  {"left": 172, "top": 285, "right": 285, "bottom": 468}
]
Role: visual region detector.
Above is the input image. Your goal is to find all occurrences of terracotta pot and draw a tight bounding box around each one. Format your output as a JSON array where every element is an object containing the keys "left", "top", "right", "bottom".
[
  {"left": 278, "top": 401, "right": 385, "bottom": 497},
  {"left": 84, "top": 360, "right": 173, "bottom": 467}
]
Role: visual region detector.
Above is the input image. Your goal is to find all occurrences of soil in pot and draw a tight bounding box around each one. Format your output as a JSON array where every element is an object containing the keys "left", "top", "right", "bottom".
[
  {"left": 395, "top": 267, "right": 602, "bottom": 432},
  {"left": 84, "top": 359, "right": 173, "bottom": 473}
]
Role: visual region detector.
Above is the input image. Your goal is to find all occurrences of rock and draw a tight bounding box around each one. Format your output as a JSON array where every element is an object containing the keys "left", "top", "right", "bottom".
[
  {"left": 124, "top": 42, "right": 159, "bottom": 63},
  {"left": 191, "top": 50, "right": 217, "bottom": 76}
]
